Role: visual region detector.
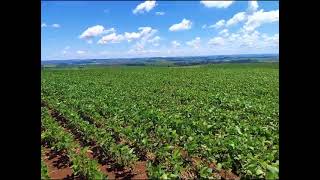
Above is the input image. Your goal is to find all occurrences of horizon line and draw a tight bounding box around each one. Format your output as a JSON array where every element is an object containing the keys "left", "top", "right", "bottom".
[{"left": 41, "top": 53, "right": 279, "bottom": 61}]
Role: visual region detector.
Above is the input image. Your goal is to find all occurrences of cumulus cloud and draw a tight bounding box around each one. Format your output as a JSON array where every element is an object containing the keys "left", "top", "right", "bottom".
[
  {"left": 171, "top": 41, "right": 181, "bottom": 48},
  {"left": 248, "top": 1, "right": 259, "bottom": 12},
  {"left": 131, "top": 27, "right": 158, "bottom": 50},
  {"left": 262, "top": 33, "right": 279, "bottom": 47},
  {"left": 200, "top": 1, "right": 234, "bottom": 8},
  {"left": 79, "top": 25, "right": 104, "bottom": 39},
  {"left": 238, "top": 30, "right": 261, "bottom": 47},
  {"left": 219, "top": 29, "right": 229, "bottom": 37},
  {"left": 76, "top": 50, "right": 86, "bottom": 54},
  {"left": 227, "top": 33, "right": 241, "bottom": 42},
  {"left": 124, "top": 32, "right": 141, "bottom": 41},
  {"left": 148, "top": 36, "right": 161, "bottom": 46},
  {"left": 211, "top": 12, "right": 247, "bottom": 29},
  {"left": 148, "top": 36, "right": 160, "bottom": 43},
  {"left": 97, "top": 26, "right": 159, "bottom": 51},
  {"left": 52, "top": 24, "right": 61, "bottom": 28},
  {"left": 236, "top": 31, "right": 260, "bottom": 48},
  {"left": 186, "top": 37, "right": 201, "bottom": 49},
  {"left": 169, "top": 19, "right": 192, "bottom": 31},
  {"left": 124, "top": 27, "right": 156, "bottom": 42},
  {"left": 226, "top": 12, "right": 247, "bottom": 27},
  {"left": 41, "top": 23, "right": 47, "bottom": 28},
  {"left": 211, "top": 29, "right": 278, "bottom": 51},
  {"left": 139, "top": 27, "right": 157, "bottom": 39},
  {"left": 79, "top": 25, "right": 114, "bottom": 39},
  {"left": 208, "top": 37, "right": 225, "bottom": 46},
  {"left": 210, "top": 20, "right": 225, "bottom": 29},
  {"left": 97, "top": 33, "right": 125, "bottom": 44},
  {"left": 105, "top": 28, "right": 116, "bottom": 34},
  {"left": 243, "top": 9, "right": 279, "bottom": 32},
  {"left": 127, "top": 48, "right": 160, "bottom": 55},
  {"left": 206, "top": 1, "right": 263, "bottom": 31},
  {"left": 133, "top": 0, "right": 157, "bottom": 14},
  {"left": 155, "top": 11, "right": 165, "bottom": 16}
]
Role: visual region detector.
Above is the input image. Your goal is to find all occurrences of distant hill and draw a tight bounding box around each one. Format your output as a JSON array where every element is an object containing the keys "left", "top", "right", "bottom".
[{"left": 41, "top": 54, "right": 279, "bottom": 67}]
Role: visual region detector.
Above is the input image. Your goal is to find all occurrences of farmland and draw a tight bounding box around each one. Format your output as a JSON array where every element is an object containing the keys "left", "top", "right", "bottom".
[{"left": 41, "top": 63, "right": 279, "bottom": 179}]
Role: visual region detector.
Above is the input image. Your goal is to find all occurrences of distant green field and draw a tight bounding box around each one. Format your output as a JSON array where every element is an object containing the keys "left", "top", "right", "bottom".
[{"left": 41, "top": 63, "right": 279, "bottom": 179}]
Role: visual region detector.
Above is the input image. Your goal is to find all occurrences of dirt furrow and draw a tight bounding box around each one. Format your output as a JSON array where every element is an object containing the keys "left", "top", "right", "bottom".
[
  {"left": 42, "top": 147, "right": 83, "bottom": 180},
  {"left": 42, "top": 100, "right": 148, "bottom": 179}
]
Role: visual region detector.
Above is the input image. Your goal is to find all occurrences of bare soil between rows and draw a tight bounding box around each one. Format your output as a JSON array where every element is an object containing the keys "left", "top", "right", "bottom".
[
  {"left": 42, "top": 101, "right": 148, "bottom": 179},
  {"left": 42, "top": 100, "right": 239, "bottom": 180}
]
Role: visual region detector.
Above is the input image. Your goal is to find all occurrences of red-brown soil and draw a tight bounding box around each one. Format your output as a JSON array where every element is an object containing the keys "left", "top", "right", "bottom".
[
  {"left": 42, "top": 100, "right": 239, "bottom": 180},
  {"left": 42, "top": 101, "right": 149, "bottom": 179},
  {"left": 209, "top": 163, "right": 240, "bottom": 180},
  {"left": 42, "top": 148, "right": 82, "bottom": 180}
]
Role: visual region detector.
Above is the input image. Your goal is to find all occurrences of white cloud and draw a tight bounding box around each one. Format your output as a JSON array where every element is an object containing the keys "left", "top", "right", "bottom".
[
  {"left": 125, "top": 27, "right": 156, "bottom": 42},
  {"left": 64, "top": 46, "right": 70, "bottom": 50},
  {"left": 153, "top": 43, "right": 160, "bottom": 47},
  {"left": 99, "top": 51, "right": 109, "bottom": 55},
  {"left": 186, "top": 37, "right": 201, "bottom": 49},
  {"left": 239, "top": 30, "right": 261, "bottom": 47},
  {"left": 133, "top": 0, "right": 157, "bottom": 14},
  {"left": 219, "top": 29, "right": 229, "bottom": 37},
  {"left": 202, "top": 24, "right": 207, "bottom": 29},
  {"left": 138, "top": 27, "right": 155, "bottom": 37},
  {"left": 104, "top": 28, "right": 116, "bottom": 34},
  {"left": 200, "top": 1, "right": 234, "bottom": 8},
  {"left": 169, "top": 18, "right": 192, "bottom": 31},
  {"left": 124, "top": 32, "right": 141, "bottom": 41},
  {"left": 171, "top": 41, "right": 181, "bottom": 48},
  {"left": 97, "top": 33, "right": 125, "bottom": 44},
  {"left": 248, "top": 1, "right": 259, "bottom": 13},
  {"left": 52, "top": 24, "right": 61, "bottom": 28},
  {"left": 79, "top": 25, "right": 106, "bottom": 39},
  {"left": 98, "top": 26, "right": 158, "bottom": 50},
  {"left": 227, "top": 33, "right": 241, "bottom": 42},
  {"left": 148, "top": 36, "right": 161, "bottom": 46},
  {"left": 205, "top": 29, "right": 278, "bottom": 54},
  {"left": 227, "top": 30, "right": 263, "bottom": 48},
  {"left": 127, "top": 49, "right": 160, "bottom": 55},
  {"left": 155, "top": 11, "right": 165, "bottom": 16},
  {"left": 79, "top": 25, "right": 116, "bottom": 44},
  {"left": 210, "top": 20, "right": 225, "bottom": 29},
  {"left": 243, "top": 9, "right": 279, "bottom": 32},
  {"left": 148, "top": 36, "right": 160, "bottom": 43},
  {"left": 41, "top": 23, "right": 47, "bottom": 28},
  {"left": 76, "top": 50, "right": 86, "bottom": 54},
  {"left": 226, "top": 12, "right": 247, "bottom": 27},
  {"left": 262, "top": 33, "right": 279, "bottom": 46},
  {"left": 62, "top": 50, "right": 67, "bottom": 55},
  {"left": 131, "top": 27, "right": 158, "bottom": 50},
  {"left": 208, "top": 37, "right": 225, "bottom": 46}
]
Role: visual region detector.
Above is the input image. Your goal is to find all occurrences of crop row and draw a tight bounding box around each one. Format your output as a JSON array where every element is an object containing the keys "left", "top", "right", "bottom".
[
  {"left": 41, "top": 148, "right": 50, "bottom": 180},
  {"left": 42, "top": 64, "right": 279, "bottom": 179},
  {"left": 41, "top": 107, "right": 107, "bottom": 179}
]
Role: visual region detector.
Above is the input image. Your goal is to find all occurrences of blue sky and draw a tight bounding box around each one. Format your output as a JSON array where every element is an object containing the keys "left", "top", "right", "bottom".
[{"left": 41, "top": 1, "right": 279, "bottom": 60}]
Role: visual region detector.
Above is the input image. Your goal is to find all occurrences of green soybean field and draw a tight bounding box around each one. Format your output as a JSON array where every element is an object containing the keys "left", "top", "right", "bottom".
[{"left": 41, "top": 63, "right": 279, "bottom": 179}]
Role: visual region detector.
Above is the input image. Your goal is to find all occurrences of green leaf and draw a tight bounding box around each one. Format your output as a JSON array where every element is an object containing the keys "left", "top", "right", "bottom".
[
  {"left": 256, "top": 169, "right": 264, "bottom": 175},
  {"left": 217, "top": 163, "right": 222, "bottom": 170}
]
